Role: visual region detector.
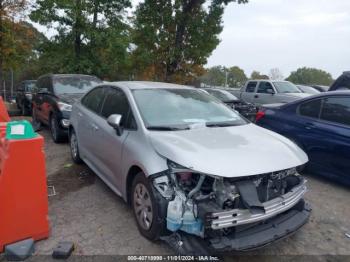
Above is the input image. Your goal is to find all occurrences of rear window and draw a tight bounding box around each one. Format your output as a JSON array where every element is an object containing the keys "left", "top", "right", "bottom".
[
  {"left": 246, "top": 82, "right": 257, "bottom": 93},
  {"left": 321, "top": 97, "right": 350, "bottom": 126},
  {"left": 298, "top": 99, "right": 322, "bottom": 119},
  {"left": 81, "top": 87, "right": 105, "bottom": 114}
]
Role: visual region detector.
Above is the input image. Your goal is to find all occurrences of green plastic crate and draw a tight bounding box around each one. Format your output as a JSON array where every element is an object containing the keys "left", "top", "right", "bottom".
[{"left": 6, "top": 120, "right": 38, "bottom": 140}]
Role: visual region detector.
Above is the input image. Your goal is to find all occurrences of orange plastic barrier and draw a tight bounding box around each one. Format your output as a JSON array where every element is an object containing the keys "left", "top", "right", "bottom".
[
  {"left": 0, "top": 96, "right": 10, "bottom": 122},
  {"left": 0, "top": 124, "right": 49, "bottom": 252}
]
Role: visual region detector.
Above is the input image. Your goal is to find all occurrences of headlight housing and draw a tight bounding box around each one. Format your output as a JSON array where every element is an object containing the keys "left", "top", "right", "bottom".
[{"left": 58, "top": 102, "right": 72, "bottom": 112}]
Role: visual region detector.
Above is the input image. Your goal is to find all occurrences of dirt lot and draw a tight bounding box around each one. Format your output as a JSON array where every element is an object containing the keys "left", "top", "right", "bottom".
[{"left": 3, "top": 117, "right": 350, "bottom": 260}]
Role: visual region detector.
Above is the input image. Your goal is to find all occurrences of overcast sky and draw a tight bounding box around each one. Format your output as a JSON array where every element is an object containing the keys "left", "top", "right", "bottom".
[
  {"left": 32, "top": 0, "right": 349, "bottom": 79},
  {"left": 207, "top": 0, "right": 350, "bottom": 78}
]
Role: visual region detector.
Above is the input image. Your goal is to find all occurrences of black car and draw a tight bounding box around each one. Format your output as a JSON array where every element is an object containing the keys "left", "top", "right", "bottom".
[
  {"left": 32, "top": 74, "right": 102, "bottom": 142},
  {"left": 329, "top": 71, "right": 350, "bottom": 91},
  {"left": 16, "top": 80, "right": 37, "bottom": 115},
  {"left": 201, "top": 88, "right": 258, "bottom": 121}
]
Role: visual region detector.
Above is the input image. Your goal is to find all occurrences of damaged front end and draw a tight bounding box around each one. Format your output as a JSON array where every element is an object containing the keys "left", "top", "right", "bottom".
[{"left": 152, "top": 160, "right": 311, "bottom": 253}]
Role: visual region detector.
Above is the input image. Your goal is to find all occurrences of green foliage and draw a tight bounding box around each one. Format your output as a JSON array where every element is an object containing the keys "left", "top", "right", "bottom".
[
  {"left": 286, "top": 67, "right": 333, "bottom": 86},
  {"left": 131, "top": 0, "right": 248, "bottom": 83},
  {"left": 199, "top": 65, "right": 247, "bottom": 88},
  {"left": 29, "top": 0, "right": 131, "bottom": 79},
  {"left": 250, "top": 71, "right": 269, "bottom": 80}
]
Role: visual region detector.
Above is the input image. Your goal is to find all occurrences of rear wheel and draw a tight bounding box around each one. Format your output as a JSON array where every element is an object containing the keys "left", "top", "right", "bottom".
[
  {"left": 131, "top": 173, "right": 167, "bottom": 240},
  {"left": 70, "top": 129, "right": 83, "bottom": 164},
  {"left": 50, "top": 114, "right": 66, "bottom": 143}
]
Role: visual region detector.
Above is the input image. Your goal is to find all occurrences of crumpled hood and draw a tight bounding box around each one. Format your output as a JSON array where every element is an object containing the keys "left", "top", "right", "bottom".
[
  {"left": 57, "top": 93, "right": 84, "bottom": 105},
  {"left": 149, "top": 124, "right": 308, "bottom": 178}
]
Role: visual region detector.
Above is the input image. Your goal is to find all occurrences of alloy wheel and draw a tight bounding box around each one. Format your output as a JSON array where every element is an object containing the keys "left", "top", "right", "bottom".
[
  {"left": 133, "top": 183, "right": 153, "bottom": 230},
  {"left": 70, "top": 132, "right": 78, "bottom": 159}
]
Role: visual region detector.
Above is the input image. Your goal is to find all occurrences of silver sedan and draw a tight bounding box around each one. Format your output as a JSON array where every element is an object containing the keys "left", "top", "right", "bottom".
[{"left": 69, "top": 81, "right": 310, "bottom": 253}]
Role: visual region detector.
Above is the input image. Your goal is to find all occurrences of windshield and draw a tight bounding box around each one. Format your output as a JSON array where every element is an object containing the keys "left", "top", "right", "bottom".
[
  {"left": 132, "top": 88, "right": 247, "bottom": 130},
  {"left": 204, "top": 89, "right": 239, "bottom": 102},
  {"left": 273, "top": 81, "right": 301, "bottom": 93},
  {"left": 53, "top": 76, "right": 102, "bottom": 94}
]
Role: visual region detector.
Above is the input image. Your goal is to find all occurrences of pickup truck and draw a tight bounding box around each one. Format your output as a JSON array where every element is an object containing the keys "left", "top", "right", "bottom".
[{"left": 231, "top": 80, "right": 311, "bottom": 105}]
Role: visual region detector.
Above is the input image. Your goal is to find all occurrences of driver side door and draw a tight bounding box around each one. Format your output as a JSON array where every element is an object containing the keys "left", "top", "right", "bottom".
[{"left": 254, "top": 81, "right": 277, "bottom": 105}]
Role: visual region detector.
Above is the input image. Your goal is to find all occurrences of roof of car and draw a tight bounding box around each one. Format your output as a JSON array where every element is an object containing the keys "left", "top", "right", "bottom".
[
  {"left": 279, "top": 90, "right": 350, "bottom": 109},
  {"left": 109, "top": 81, "right": 194, "bottom": 90}
]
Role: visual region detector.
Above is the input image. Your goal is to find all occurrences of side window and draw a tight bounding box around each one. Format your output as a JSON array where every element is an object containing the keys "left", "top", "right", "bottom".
[
  {"left": 321, "top": 97, "right": 350, "bottom": 126},
  {"left": 257, "top": 82, "right": 274, "bottom": 93},
  {"left": 246, "top": 82, "right": 257, "bottom": 93},
  {"left": 101, "top": 88, "right": 136, "bottom": 129},
  {"left": 298, "top": 99, "right": 322, "bottom": 119},
  {"left": 82, "top": 87, "right": 105, "bottom": 114}
]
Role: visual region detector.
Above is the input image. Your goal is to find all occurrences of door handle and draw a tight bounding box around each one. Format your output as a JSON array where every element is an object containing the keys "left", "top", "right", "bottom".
[
  {"left": 254, "top": 94, "right": 259, "bottom": 98},
  {"left": 91, "top": 123, "right": 99, "bottom": 131}
]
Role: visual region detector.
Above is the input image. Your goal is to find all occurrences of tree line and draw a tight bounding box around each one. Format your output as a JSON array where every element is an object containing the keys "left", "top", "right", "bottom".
[
  {"left": 0, "top": 0, "right": 334, "bottom": 90},
  {"left": 0, "top": 0, "right": 248, "bottom": 88},
  {"left": 200, "top": 66, "right": 334, "bottom": 88}
]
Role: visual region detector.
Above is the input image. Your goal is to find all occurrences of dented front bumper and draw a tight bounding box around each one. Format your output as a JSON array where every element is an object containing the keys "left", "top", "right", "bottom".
[
  {"left": 209, "top": 200, "right": 311, "bottom": 252},
  {"left": 208, "top": 181, "right": 307, "bottom": 230}
]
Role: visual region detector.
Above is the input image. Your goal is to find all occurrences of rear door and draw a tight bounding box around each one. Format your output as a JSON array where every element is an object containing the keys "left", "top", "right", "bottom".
[
  {"left": 77, "top": 87, "right": 107, "bottom": 167},
  {"left": 241, "top": 81, "right": 258, "bottom": 103},
  {"left": 318, "top": 96, "right": 350, "bottom": 180}
]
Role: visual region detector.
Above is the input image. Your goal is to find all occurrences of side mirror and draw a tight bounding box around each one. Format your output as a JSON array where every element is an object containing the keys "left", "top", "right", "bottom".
[
  {"left": 266, "top": 88, "right": 275, "bottom": 95},
  {"left": 107, "top": 114, "right": 123, "bottom": 136}
]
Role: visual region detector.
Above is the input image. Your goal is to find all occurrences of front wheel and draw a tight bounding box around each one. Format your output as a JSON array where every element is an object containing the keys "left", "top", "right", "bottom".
[
  {"left": 50, "top": 114, "right": 66, "bottom": 143},
  {"left": 131, "top": 173, "right": 168, "bottom": 241},
  {"left": 70, "top": 129, "right": 83, "bottom": 164}
]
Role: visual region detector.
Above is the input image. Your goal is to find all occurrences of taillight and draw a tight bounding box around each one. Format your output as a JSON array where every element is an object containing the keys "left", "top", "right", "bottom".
[{"left": 255, "top": 110, "right": 265, "bottom": 122}]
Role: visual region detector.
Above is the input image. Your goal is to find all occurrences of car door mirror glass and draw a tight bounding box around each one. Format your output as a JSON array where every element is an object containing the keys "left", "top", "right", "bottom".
[
  {"left": 107, "top": 114, "right": 123, "bottom": 136},
  {"left": 267, "top": 88, "right": 275, "bottom": 94}
]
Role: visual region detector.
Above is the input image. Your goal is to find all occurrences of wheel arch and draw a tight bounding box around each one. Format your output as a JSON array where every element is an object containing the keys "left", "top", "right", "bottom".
[{"left": 126, "top": 165, "right": 145, "bottom": 205}]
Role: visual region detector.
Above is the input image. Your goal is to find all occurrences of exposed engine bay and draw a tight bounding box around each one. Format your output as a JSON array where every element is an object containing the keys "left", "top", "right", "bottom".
[{"left": 153, "top": 161, "right": 307, "bottom": 240}]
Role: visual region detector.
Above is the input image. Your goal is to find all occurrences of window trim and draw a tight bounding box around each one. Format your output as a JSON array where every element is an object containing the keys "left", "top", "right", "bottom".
[
  {"left": 246, "top": 81, "right": 258, "bottom": 93},
  {"left": 257, "top": 81, "right": 275, "bottom": 94},
  {"left": 99, "top": 86, "right": 138, "bottom": 131},
  {"left": 319, "top": 96, "right": 350, "bottom": 128},
  {"left": 296, "top": 98, "right": 323, "bottom": 120},
  {"left": 81, "top": 86, "right": 106, "bottom": 116}
]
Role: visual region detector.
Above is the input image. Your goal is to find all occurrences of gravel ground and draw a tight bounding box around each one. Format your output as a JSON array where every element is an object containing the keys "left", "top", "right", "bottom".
[{"left": 2, "top": 117, "right": 350, "bottom": 260}]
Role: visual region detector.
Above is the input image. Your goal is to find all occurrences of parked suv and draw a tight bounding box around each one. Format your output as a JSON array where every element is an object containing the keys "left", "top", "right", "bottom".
[
  {"left": 329, "top": 71, "right": 350, "bottom": 91},
  {"left": 16, "top": 80, "right": 37, "bottom": 115},
  {"left": 69, "top": 81, "right": 310, "bottom": 254},
  {"left": 32, "top": 74, "right": 102, "bottom": 142},
  {"left": 232, "top": 80, "right": 311, "bottom": 105}
]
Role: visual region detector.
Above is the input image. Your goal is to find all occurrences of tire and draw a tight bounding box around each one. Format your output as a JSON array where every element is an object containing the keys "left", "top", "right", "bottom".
[
  {"left": 131, "top": 173, "right": 168, "bottom": 241},
  {"left": 70, "top": 129, "right": 83, "bottom": 164},
  {"left": 50, "top": 114, "right": 66, "bottom": 143}
]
